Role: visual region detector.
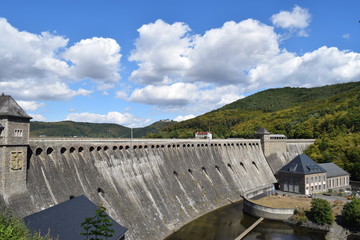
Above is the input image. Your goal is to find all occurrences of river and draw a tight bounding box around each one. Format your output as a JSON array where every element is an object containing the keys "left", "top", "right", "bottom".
[{"left": 164, "top": 201, "right": 325, "bottom": 240}]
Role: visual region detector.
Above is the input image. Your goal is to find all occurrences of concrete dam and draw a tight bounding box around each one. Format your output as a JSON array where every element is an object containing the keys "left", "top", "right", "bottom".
[
  {"left": 0, "top": 95, "right": 315, "bottom": 240},
  {"left": 2, "top": 137, "right": 312, "bottom": 240}
]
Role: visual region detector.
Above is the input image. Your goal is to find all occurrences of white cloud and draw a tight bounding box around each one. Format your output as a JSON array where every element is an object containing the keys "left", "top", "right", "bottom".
[
  {"left": 129, "top": 19, "right": 192, "bottom": 85},
  {"left": 248, "top": 47, "right": 360, "bottom": 88},
  {"left": 65, "top": 111, "right": 151, "bottom": 127},
  {"left": 126, "top": 82, "right": 198, "bottom": 106},
  {"left": 187, "top": 19, "right": 279, "bottom": 84},
  {"left": 0, "top": 18, "right": 121, "bottom": 101},
  {"left": 63, "top": 37, "right": 121, "bottom": 89},
  {"left": 120, "top": 82, "right": 242, "bottom": 114},
  {"left": 127, "top": 18, "right": 360, "bottom": 116},
  {"left": 17, "top": 100, "right": 45, "bottom": 111},
  {"left": 129, "top": 19, "right": 279, "bottom": 86},
  {"left": 174, "top": 114, "right": 196, "bottom": 122},
  {"left": 271, "top": 5, "right": 311, "bottom": 31},
  {"left": 30, "top": 114, "right": 47, "bottom": 121}
]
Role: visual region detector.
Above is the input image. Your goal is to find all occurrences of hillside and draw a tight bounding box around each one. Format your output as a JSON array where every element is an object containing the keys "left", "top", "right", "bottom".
[
  {"left": 30, "top": 119, "right": 175, "bottom": 138},
  {"left": 152, "top": 81, "right": 360, "bottom": 180},
  {"left": 154, "top": 82, "right": 360, "bottom": 138},
  {"left": 30, "top": 81, "right": 360, "bottom": 180}
]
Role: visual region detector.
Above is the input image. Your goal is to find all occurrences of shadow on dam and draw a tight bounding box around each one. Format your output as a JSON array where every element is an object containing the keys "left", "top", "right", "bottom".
[{"left": 164, "top": 201, "right": 325, "bottom": 240}]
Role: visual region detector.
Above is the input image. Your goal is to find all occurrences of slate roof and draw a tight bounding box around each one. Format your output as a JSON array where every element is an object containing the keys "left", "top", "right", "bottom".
[
  {"left": 277, "top": 154, "right": 326, "bottom": 175},
  {"left": 256, "top": 128, "right": 270, "bottom": 135},
  {"left": 0, "top": 95, "right": 32, "bottom": 119},
  {"left": 24, "top": 195, "right": 127, "bottom": 240},
  {"left": 319, "top": 163, "right": 349, "bottom": 178}
]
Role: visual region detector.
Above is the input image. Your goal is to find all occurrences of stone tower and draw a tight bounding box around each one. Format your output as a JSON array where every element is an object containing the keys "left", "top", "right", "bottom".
[
  {"left": 256, "top": 127, "right": 287, "bottom": 160},
  {"left": 256, "top": 127, "right": 271, "bottom": 155},
  {"left": 0, "top": 94, "right": 32, "bottom": 197}
]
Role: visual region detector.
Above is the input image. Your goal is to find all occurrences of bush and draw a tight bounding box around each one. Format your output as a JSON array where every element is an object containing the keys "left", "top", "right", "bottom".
[
  {"left": 293, "top": 208, "right": 308, "bottom": 224},
  {"left": 0, "top": 208, "right": 49, "bottom": 240},
  {"left": 309, "top": 198, "right": 334, "bottom": 225},
  {"left": 342, "top": 198, "right": 360, "bottom": 229}
]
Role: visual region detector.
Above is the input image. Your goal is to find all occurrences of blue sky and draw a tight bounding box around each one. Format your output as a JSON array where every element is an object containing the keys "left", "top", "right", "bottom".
[{"left": 0, "top": 0, "right": 359, "bottom": 127}]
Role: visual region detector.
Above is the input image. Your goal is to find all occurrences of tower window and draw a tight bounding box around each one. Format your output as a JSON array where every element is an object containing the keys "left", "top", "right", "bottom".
[{"left": 14, "top": 129, "right": 23, "bottom": 137}]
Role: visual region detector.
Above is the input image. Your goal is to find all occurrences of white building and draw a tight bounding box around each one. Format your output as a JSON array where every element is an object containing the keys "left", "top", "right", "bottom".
[{"left": 195, "top": 132, "right": 212, "bottom": 139}]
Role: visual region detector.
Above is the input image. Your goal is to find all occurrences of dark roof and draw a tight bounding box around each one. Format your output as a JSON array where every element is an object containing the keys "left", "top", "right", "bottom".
[
  {"left": 256, "top": 128, "right": 270, "bottom": 135},
  {"left": 0, "top": 95, "right": 32, "bottom": 119},
  {"left": 24, "top": 195, "right": 127, "bottom": 240},
  {"left": 277, "top": 154, "right": 326, "bottom": 175},
  {"left": 319, "top": 163, "right": 349, "bottom": 178}
]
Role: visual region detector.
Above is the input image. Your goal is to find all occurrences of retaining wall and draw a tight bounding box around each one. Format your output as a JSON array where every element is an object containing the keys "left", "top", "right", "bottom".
[
  {"left": 242, "top": 186, "right": 294, "bottom": 221},
  {"left": 243, "top": 198, "right": 294, "bottom": 221}
]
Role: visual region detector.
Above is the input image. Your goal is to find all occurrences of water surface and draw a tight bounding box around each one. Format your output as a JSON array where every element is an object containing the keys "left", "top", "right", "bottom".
[{"left": 164, "top": 201, "right": 325, "bottom": 240}]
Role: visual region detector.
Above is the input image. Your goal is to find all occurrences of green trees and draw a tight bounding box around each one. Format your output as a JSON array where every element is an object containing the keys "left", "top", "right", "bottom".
[
  {"left": 81, "top": 206, "right": 114, "bottom": 240},
  {"left": 309, "top": 198, "right": 334, "bottom": 225},
  {"left": 0, "top": 208, "right": 49, "bottom": 240},
  {"left": 342, "top": 198, "right": 360, "bottom": 229}
]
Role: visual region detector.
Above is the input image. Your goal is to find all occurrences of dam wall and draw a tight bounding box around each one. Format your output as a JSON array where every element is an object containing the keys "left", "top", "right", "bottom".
[
  {"left": 264, "top": 139, "right": 315, "bottom": 173},
  {"left": 4, "top": 138, "right": 276, "bottom": 240}
]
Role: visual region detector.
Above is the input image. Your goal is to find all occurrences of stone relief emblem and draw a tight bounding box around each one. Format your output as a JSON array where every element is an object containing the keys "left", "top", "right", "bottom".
[{"left": 10, "top": 151, "right": 24, "bottom": 171}]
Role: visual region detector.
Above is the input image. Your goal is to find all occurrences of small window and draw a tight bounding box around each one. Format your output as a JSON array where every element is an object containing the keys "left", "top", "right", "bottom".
[{"left": 14, "top": 129, "right": 23, "bottom": 137}]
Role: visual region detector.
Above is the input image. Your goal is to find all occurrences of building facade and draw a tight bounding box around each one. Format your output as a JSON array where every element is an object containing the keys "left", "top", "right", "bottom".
[
  {"left": 276, "top": 154, "right": 327, "bottom": 195},
  {"left": 319, "top": 163, "right": 350, "bottom": 191}
]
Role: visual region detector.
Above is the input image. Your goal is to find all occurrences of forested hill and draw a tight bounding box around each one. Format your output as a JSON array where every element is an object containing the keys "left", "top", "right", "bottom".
[
  {"left": 153, "top": 81, "right": 360, "bottom": 139},
  {"left": 30, "top": 119, "right": 175, "bottom": 138},
  {"left": 151, "top": 81, "right": 360, "bottom": 180}
]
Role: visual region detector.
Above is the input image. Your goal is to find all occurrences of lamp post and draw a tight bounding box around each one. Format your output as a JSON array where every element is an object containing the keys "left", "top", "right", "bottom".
[{"left": 130, "top": 127, "right": 133, "bottom": 147}]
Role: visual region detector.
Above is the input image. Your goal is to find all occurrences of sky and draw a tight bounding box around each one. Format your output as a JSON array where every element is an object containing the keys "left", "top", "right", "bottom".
[{"left": 0, "top": 0, "right": 359, "bottom": 127}]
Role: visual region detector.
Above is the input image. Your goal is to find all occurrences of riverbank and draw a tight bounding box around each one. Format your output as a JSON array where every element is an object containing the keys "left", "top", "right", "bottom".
[{"left": 246, "top": 192, "right": 360, "bottom": 239}]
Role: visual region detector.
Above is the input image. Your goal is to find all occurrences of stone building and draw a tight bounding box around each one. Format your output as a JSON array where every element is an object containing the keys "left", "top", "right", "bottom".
[
  {"left": 0, "top": 94, "right": 32, "bottom": 196},
  {"left": 195, "top": 131, "right": 212, "bottom": 139},
  {"left": 319, "top": 163, "right": 350, "bottom": 191},
  {"left": 276, "top": 154, "right": 327, "bottom": 195}
]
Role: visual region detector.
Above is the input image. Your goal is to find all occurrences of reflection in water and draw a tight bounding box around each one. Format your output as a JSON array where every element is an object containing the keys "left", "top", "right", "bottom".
[{"left": 164, "top": 201, "right": 325, "bottom": 240}]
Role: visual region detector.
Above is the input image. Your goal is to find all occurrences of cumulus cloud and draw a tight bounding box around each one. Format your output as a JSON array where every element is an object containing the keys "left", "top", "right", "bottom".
[
  {"left": 0, "top": 18, "right": 121, "bottom": 101},
  {"left": 247, "top": 47, "right": 360, "bottom": 88},
  {"left": 126, "top": 16, "right": 360, "bottom": 116},
  {"left": 65, "top": 111, "right": 151, "bottom": 127},
  {"left": 17, "top": 100, "right": 45, "bottom": 111},
  {"left": 129, "top": 19, "right": 278, "bottom": 86},
  {"left": 174, "top": 114, "right": 196, "bottom": 122},
  {"left": 30, "top": 114, "right": 47, "bottom": 121},
  {"left": 63, "top": 37, "right": 121, "bottom": 89},
  {"left": 129, "top": 19, "right": 192, "bottom": 85},
  {"left": 271, "top": 5, "right": 311, "bottom": 35},
  {"left": 118, "top": 82, "right": 242, "bottom": 114},
  {"left": 125, "top": 82, "right": 197, "bottom": 106},
  {"left": 187, "top": 20, "right": 279, "bottom": 84}
]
